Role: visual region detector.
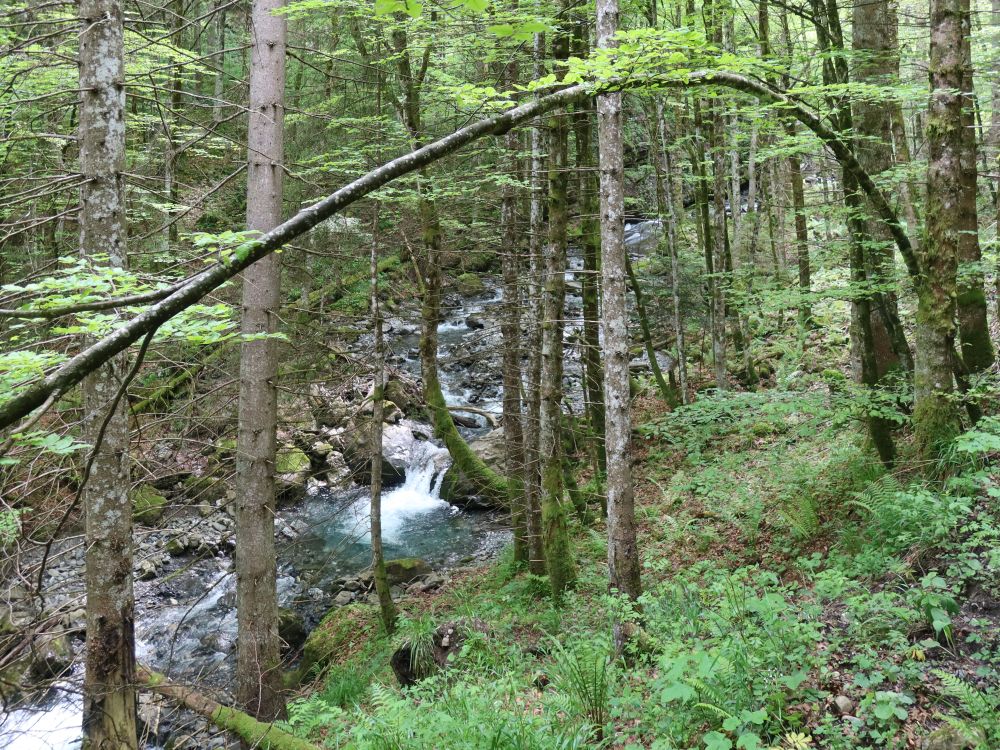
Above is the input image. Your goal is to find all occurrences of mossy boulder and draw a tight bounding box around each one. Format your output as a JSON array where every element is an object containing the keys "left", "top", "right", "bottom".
[
  {"left": 298, "top": 604, "right": 379, "bottom": 682},
  {"left": 132, "top": 484, "right": 168, "bottom": 524},
  {"left": 276, "top": 445, "right": 310, "bottom": 475},
  {"left": 213, "top": 436, "right": 237, "bottom": 458},
  {"left": 276, "top": 445, "right": 312, "bottom": 506},
  {"left": 383, "top": 557, "right": 431, "bottom": 585},
  {"left": 454, "top": 272, "right": 485, "bottom": 296}
]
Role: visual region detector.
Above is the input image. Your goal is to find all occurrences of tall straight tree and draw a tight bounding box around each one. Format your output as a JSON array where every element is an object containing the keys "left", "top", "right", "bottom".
[
  {"left": 955, "top": 0, "right": 995, "bottom": 374},
  {"left": 235, "top": 0, "right": 287, "bottom": 720},
  {"left": 915, "top": 0, "right": 965, "bottom": 457},
  {"left": 539, "top": 13, "right": 576, "bottom": 599},
  {"left": 597, "top": 0, "right": 641, "bottom": 615},
  {"left": 78, "top": 0, "right": 138, "bottom": 745}
]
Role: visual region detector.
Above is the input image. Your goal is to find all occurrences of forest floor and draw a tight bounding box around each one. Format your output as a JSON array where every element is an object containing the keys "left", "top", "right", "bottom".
[{"left": 281, "top": 360, "right": 1000, "bottom": 750}]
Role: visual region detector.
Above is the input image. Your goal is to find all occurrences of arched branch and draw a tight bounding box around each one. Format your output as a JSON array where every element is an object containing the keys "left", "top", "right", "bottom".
[{"left": 0, "top": 70, "right": 915, "bottom": 430}]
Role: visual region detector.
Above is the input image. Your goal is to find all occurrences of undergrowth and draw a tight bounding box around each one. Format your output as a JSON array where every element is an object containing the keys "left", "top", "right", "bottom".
[{"left": 283, "top": 381, "right": 999, "bottom": 750}]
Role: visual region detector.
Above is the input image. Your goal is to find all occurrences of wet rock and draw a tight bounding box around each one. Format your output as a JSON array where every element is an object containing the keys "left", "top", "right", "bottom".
[
  {"left": 451, "top": 413, "right": 479, "bottom": 429},
  {"left": 454, "top": 273, "right": 485, "bottom": 296},
  {"left": 137, "top": 559, "right": 159, "bottom": 581},
  {"left": 182, "top": 473, "right": 227, "bottom": 505},
  {"left": 384, "top": 378, "right": 418, "bottom": 415},
  {"left": 275, "top": 444, "right": 312, "bottom": 506},
  {"left": 297, "top": 604, "right": 379, "bottom": 681},
  {"left": 465, "top": 314, "right": 486, "bottom": 330},
  {"left": 439, "top": 428, "right": 506, "bottom": 507},
  {"left": 339, "top": 422, "right": 407, "bottom": 487},
  {"left": 310, "top": 441, "right": 334, "bottom": 459},
  {"left": 29, "top": 632, "right": 72, "bottom": 679}
]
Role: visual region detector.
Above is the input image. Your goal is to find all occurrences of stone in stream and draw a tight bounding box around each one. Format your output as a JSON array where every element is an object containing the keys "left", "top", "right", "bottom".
[
  {"left": 296, "top": 604, "right": 380, "bottom": 682},
  {"left": 275, "top": 444, "right": 312, "bottom": 506},
  {"left": 464, "top": 314, "right": 486, "bottom": 330}
]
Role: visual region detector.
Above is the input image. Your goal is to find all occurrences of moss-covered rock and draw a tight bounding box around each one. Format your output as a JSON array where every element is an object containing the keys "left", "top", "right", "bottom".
[
  {"left": 275, "top": 446, "right": 310, "bottom": 475},
  {"left": 383, "top": 557, "right": 431, "bottom": 584},
  {"left": 454, "top": 272, "right": 485, "bottom": 296},
  {"left": 298, "top": 604, "right": 379, "bottom": 681},
  {"left": 132, "top": 484, "right": 168, "bottom": 524}
]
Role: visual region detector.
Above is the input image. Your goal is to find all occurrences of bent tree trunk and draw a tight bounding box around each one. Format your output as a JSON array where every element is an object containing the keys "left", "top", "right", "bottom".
[
  {"left": 79, "top": 0, "right": 138, "bottom": 745},
  {"left": 235, "top": 0, "right": 287, "bottom": 721}
]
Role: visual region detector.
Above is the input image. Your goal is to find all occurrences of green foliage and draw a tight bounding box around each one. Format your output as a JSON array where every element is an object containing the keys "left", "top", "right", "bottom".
[
  {"left": 932, "top": 670, "right": 999, "bottom": 749},
  {"left": 546, "top": 635, "right": 613, "bottom": 739},
  {"left": 394, "top": 613, "right": 437, "bottom": 679}
]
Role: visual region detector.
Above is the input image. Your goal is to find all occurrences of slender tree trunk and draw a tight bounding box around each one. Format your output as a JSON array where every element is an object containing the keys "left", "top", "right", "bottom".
[
  {"left": 956, "top": 5, "right": 995, "bottom": 373},
  {"left": 540, "top": 20, "right": 576, "bottom": 600},
  {"left": 79, "top": 0, "right": 137, "bottom": 745},
  {"left": 656, "top": 106, "right": 689, "bottom": 402},
  {"left": 500, "top": 57, "right": 528, "bottom": 564},
  {"left": 369, "top": 211, "right": 396, "bottom": 633},
  {"left": 598, "top": 0, "right": 641, "bottom": 621},
  {"left": 212, "top": 0, "right": 226, "bottom": 122},
  {"left": 235, "top": 0, "right": 287, "bottom": 721},
  {"left": 572, "top": 93, "right": 607, "bottom": 476},
  {"left": 916, "top": 0, "right": 965, "bottom": 459},
  {"left": 524, "top": 29, "right": 548, "bottom": 574},
  {"left": 991, "top": 0, "right": 1000, "bottom": 322}
]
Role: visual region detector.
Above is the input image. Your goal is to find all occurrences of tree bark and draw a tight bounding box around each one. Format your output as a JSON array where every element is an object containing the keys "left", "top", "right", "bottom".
[
  {"left": 598, "top": 0, "right": 641, "bottom": 619},
  {"left": 369, "top": 210, "right": 396, "bottom": 633},
  {"left": 235, "top": 0, "right": 287, "bottom": 721},
  {"left": 540, "top": 20, "right": 576, "bottom": 600},
  {"left": 524, "top": 30, "right": 548, "bottom": 573},
  {"left": 572, "top": 94, "right": 607, "bottom": 477},
  {"left": 851, "top": 0, "right": 911, "bottom": 377},
  {"left": 78, "top": 0, "right": 138, "bottom": 744},
  {"left": 955, "top": 2, "right": 995, "bottom": 374},
  {"left": 916, "top": 0, "right": 965, "bottom": 458},
  {"left": 499, "top": 59, "right": 528, "bottom": 564}
]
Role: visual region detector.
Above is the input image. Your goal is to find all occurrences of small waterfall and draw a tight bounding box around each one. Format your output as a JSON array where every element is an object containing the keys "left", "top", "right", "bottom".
[{"left": 337, "top": 438, "right": 452, "bottom": 545}]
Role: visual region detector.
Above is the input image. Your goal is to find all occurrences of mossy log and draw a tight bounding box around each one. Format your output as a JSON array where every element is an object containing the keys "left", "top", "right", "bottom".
[
  {"left": 138, "top": 666, "right": 319, "bottom": 750},
  {"left": 130, "top": 346, "right": 226, "bottom": 414}
]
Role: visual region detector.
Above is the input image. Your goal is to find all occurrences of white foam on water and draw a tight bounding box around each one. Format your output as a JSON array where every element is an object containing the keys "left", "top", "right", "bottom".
[
  {"left": 337, "top": 441, "right": 451, "bottom": 546},
  {"left": 1, "top": 688, "right": 82, "bottom": 750}
]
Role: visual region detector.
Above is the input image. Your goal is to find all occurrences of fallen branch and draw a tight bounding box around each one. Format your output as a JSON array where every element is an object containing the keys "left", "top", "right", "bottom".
[
  {"left": 447, "top": 404, "right": 500, "bottom": 427},
  {"left": 138, "top": 666, "right": 319, "bottom": 750}
]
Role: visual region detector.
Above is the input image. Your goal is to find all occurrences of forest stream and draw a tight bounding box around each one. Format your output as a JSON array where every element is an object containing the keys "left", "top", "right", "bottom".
[{"left": 1, "top": 221, "right": 664, "bottom": 750}]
